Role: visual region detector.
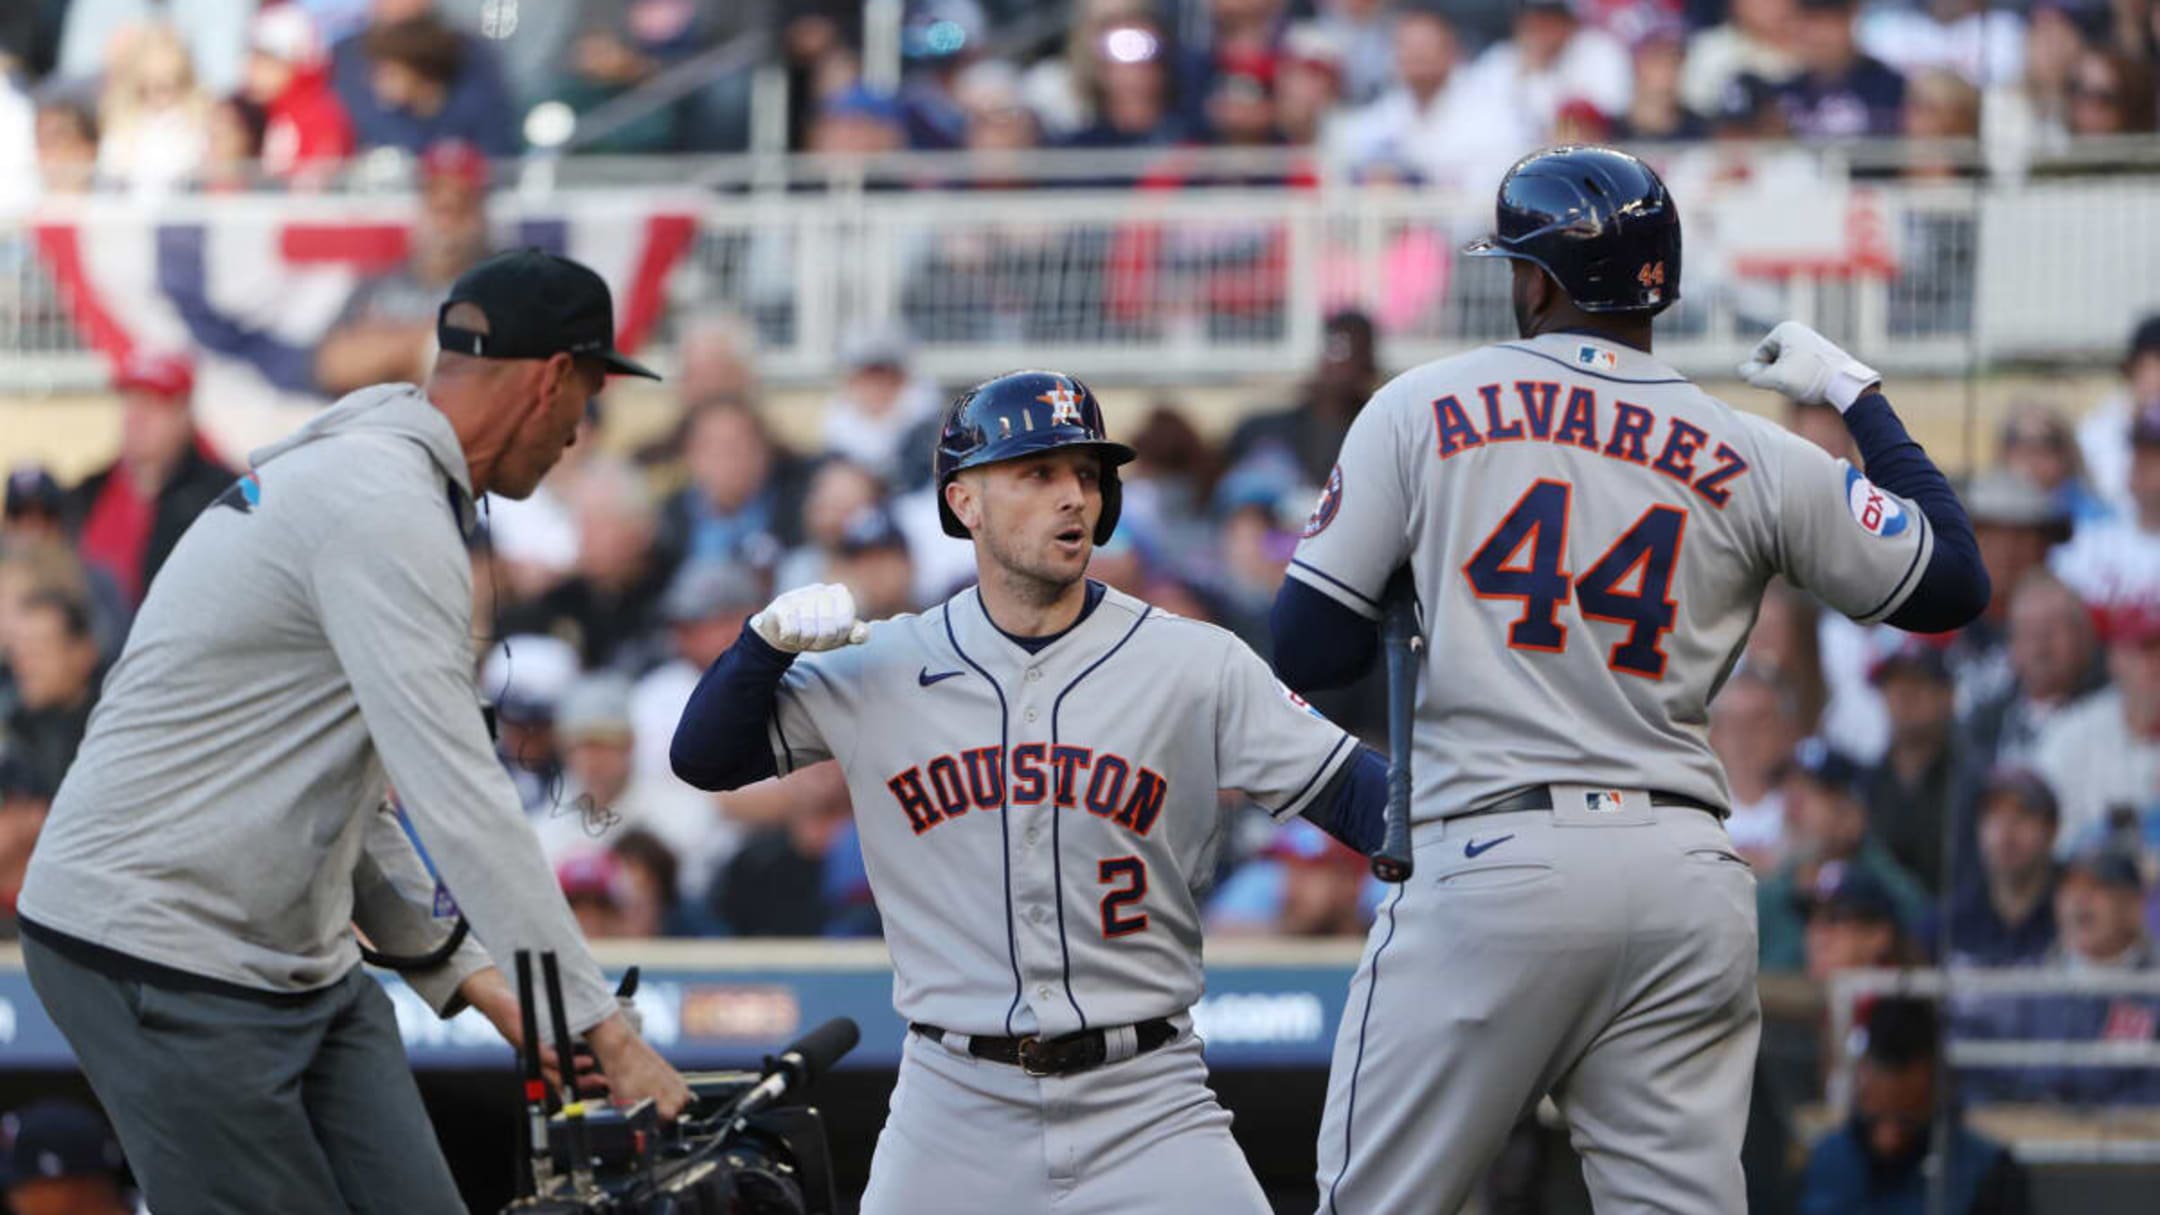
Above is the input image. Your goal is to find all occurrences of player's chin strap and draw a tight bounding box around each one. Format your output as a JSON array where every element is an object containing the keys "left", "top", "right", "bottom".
[{"left": 359, "top": 914, "right": 471, "bottom": 972}]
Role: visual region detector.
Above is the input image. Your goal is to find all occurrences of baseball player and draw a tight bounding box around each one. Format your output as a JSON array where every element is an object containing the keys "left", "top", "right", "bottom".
[
  {"left": 1271, "top": 146, "right": 1990, "bottom": 1213},
  {"left": 18, "top": 249, "right": 690, "bottom": 1213},
  {"left": 671, "top": 371, "right": 1391, "bottom": 1214}
]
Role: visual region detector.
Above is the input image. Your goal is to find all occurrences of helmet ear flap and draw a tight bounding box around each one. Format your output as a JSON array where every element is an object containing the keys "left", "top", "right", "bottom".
[{"left": 1093, "top": 465, "right": 1123, "bottom": 545}]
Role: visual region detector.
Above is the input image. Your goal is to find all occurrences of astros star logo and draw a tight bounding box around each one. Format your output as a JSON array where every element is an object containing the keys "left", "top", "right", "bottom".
[{"left": 1037, "top": 384, "right": 1083, "bottom": 427}]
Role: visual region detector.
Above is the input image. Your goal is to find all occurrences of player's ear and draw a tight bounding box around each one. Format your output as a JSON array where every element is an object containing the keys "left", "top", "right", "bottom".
[{"left": 945, "top": 474, "right": 981, "bottom": 533}]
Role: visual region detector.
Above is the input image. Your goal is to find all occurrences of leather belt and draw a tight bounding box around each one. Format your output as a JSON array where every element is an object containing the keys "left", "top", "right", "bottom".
[
  {"left": 910, "top": 1018, "right": 1178, "bottom": 1077},
  {"left": 1458, "top": 785, "right": 1726, "bottom": 821}
]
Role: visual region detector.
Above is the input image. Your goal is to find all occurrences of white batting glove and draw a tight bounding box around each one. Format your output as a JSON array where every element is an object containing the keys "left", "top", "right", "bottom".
[
  {"left": 750, "top": 583, "right": 871, "bottom": 654},
  {"left": 1738, "top": 321, "right": 1882, "bottom": 413}
]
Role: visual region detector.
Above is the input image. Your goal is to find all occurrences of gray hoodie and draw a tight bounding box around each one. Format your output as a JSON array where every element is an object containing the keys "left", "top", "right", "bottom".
[{"left": 21, "top": 384, "right": 615, "bottom": 1031}]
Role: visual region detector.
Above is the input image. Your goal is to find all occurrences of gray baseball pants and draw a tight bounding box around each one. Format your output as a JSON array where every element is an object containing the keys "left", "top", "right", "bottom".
[
  {"left": 1314, "top": 790, "right": 1761, "bottom": 1214},
  {"left": 23, "top": 933, "right": 463, "bottom": 1215}
]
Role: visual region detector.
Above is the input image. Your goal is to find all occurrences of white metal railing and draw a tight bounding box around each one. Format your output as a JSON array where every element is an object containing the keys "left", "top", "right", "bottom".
[{"left": 4, "top": 167, "right": 2158, "bottom": 394}]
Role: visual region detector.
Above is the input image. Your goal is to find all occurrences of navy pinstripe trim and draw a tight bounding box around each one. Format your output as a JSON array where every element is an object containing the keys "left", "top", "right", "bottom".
[
  {"left": 1266, "top": 732, "right": 1354, "bottom": 818},
  {"left": 943, "top": 603, "right": 1026, "bottom": 1037},
  {"left": 770, "top": 697, "right": 797, "bottom": 775},
  {"left": 1497, "top": 342, "right": 1689, "bottom": 386},
  {"left": 1327, "top": 882, "right": 1405, "bottom": 1215},
  {"left": 1289, "top": 560, "right": 1381, "bottom": 611},
  {"left": 1048, "top": 603, "right": 1154, "bottom": 1031},
  {"left": 1859, "top": 507, "right": 1932, "bottom": 622}
]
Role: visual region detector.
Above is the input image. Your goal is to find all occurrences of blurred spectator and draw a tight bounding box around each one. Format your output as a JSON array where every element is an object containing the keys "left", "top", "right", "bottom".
[
  {"left": 1712, "top": 666, "right": 1804, "bottom": 867},
  {"left": 71, "top": 353, "right": 233, "bottom": 607},
  {"left": 1211, "top": 453, "right": 1302, "bottom": 641},
  {"left": 819, "top": 327, "right": 944, "bottom": 488},
  {"left": 2055, "top": 401, "right": 2160, "bottom": 606},
  {"left": 1742, "top": 581, "right": 1831, "bottom": 737},
  {"left": 1209, "top": 0, "right": 1286, "bottom": 62},
  {"left": 0, "top": 756, "right": 45, "bottom": 939},
  {"left": 1021, "top": 0, "right": 1159, "bottom": 139},
  {"left": 1945, "top": 767, "right": 2060, "bottom": 966},
  {"left": 1612, "top": 10, "right": 1706, "bottom": 141},
  {"left": 2000, "top": 402, "right": 2111, "bottom": 526},
  {"left": 1964, "top": 571, "right": 2102, "bottom": 770},
  {"left": 1310, "top": 0, "right": 1395, "bottom": 106},
  {"left": 1864, "top": 640, "right": 1981, "bottom": 894},
  {"left": 1774, "top": 0, "right": 1907, "bottom": 138},
  {"left": 807, "top": 83, "right": 906, "bottom": 158},
  {"left": 1119, "top": 402, "right": 1223, "bottom": 579},
  {"left": 774, "top": 459, "right": 888, "bottom": 593},
  {"left": 1202, "top": 47, "right": 1282, "bottom": 147},
  {"left": 557, "top": 849, "right": 630, "bottom": 938},
  {"left": 1062, "top": 15, "right": 1188, "bottom": 149},
  {"left": 1453, "top": 0, "right": 1632, "bottom": 156},
  {"left": 500, "top": 458, "right": 671, "bottom": 673},
  {"left": 628, "top": 559, "right": 762, "bottom": 887},
  {"left": 2024, "top": 844, "right": 2160, "bottom": 1103},
  {"left": 0, "top": 591, "right": 103, "bottom": 801},
  {"left": 1955, "top": 471, "right": 2073, "bottom": 709},
  {"left": 96, "top": 23, "right": 212, "bottom": 196},
  {"left": 4, "top": 469, "right": 129, "bottom": 655},
  {"left": 896, "top": 0, "right": 987, "bottom": 151},
  {"left": 1206, "top": 818, "right": 1374, "bottom": 937},
  {"left": 1325, "top": 8, "right": 1469, "bottom": 182},
  {"left": 0, "top": 543, "right": 116, "bottom": 699},
  {"left": 830, "top": 505, "right": 916, "bottom": 619},
  {"left": 332, "top": 1, "right": 516, "bottom": 155},
  {"left": 479, "top": 632, "right": 578, "bottom": 814},
  {"left": 2075, "top": 314, "right": 2160, "bottom": 517},
  {"left": 1857, "top": 0, "right": 2025, "bottom": 90},
  {"left": 1682, "top": 0, "right": 1800, "bottom": 118},
  {"left": 712, "top": 781, "right": 863, "bottom": 937},
  {"left": 2064, "top": 47, "right": 2156, "bottom": 137},
  {"left": 200, "top": 93, "right": 269, "bottom": 192},
  {"left": 552, "top": 0, "right": 749, "bottom": 154},
  {"left": 481, "top": 398, "right": 605, "bottom": 602},
  {"left": 2033, "top": 599, "right": 2160, "bottom": 852},
  {"left": 57, "top": 0, "right": 255, "bottom": 96},
  {"left": 536, "top": 673, "right": 638, "bottom": 863},
  {"left": 1900, "top": 68, "right": 1982, "bottom": 180},
  {"left": 611, "top": 827, "right": 704, "bottom": 938},
  {"left": 953, "top": 58, "right": 1042, "bottom": 173},
  {"left": 244, "top": 3, "right": 353, "bottom": 184},
  {"left": 1803, "top": 865, "right": 1915, "bottom": 982},
  {"left": 1800, "top": 997, "right": 2030, "bottom": 1215},
  {"left": 1223, "top": 309, "right": 1379, "bottom": 489},
  {"left": 1759, "top": 739, "right": 1932, "bottom": 972},
  {"left": 670, "top": 313, "right": 760, "bottom": 413},
  {"left": 314, "top": 138, "right": 492, "bottom": 396},
  {"left": 660, "top": 398, "right": 807, "bottom": 569},
  {"left": 1274, "top": 23, "right": 1346, "bottom": 147},
  {"left": 31, "top": 94, "right": 98, "bottom": 195},
  {"left": 0, "top": 1099, "right": 135, "bottom": 1215},
  {"left": 2012, "top": 1, "right": 2091, "bottom": 141}
]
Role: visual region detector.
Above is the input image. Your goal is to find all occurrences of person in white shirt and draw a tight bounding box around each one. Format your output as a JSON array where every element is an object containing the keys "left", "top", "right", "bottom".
[
  {"left": 1710, "top": 667, "right": 1802, "bottom": 868},
  {"left": 2076, "top": 315, "right": 2160, "bottom": 517},
  {"left": 819, "top": 326, "right": 945, "bottom": 487},
  {"left": 2055, "top": 402, "right": 2160, "bottom": 606},
  {"left": 1856, "top": 0, "right": 2025, "bottom": 91},
  {"left": 1450, "top": 0, "right": 1632, "bottom": 174},
  {"left": 1325, "top": 7, "right": 1514, "bottom": 191},
  {"left": 1682, "top": 0, "right": 1802, "bottom": 116},
  {"left": 2032, "top": 600, "right": 2160, "bottom": 853}
]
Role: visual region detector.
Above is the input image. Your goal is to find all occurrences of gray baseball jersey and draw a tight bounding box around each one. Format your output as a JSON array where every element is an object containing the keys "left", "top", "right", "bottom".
[
  {"left": 1288, "top": 330, "right": 1932, "bottom": 819},
  {"left": 1292, "top": 331, "right": 1934, "bottom": 1214},
  {"left": 768, "top": 581, "right": 1349, "bottom": 1213}
]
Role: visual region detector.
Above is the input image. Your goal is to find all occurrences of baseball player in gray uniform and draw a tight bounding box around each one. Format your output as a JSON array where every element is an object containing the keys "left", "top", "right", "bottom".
[
  {"left": 672, "top": 370, "right": 1394, "bottom": 1214},
  {"left": 1270, "top": 147, "right": 1990, "bottom": 1213}
]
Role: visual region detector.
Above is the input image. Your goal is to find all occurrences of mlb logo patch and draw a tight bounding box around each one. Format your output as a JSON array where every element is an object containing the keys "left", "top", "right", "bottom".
[
  {"left": 1576, "top": 345, "right": 1618, "bottom": 373},
  {"left": 1844, "top": 468, "right": 1909, "bottom": 537},
  {"left": 1584, "top": 789, "right": 1627, "bottom": 813}
]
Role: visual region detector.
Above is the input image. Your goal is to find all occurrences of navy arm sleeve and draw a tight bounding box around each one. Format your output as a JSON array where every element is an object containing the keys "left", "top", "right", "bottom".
[
  {"left": 670, "top": 629, "right": 795, "bottom": 791},
  {"left": 1269, "top": 577, "right": 1381, "bottom": 692},
  {"left": 1300, "top": 746, "right": 1389, "bottom": 856},
  {"left": 1841, "top": 391, "right": 1991, "bottom": 634}
]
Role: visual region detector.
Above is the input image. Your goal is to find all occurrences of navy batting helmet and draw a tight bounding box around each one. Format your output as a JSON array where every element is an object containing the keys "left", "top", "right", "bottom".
[
  {"left": 934, "top": 370, "right": 1136, "bottom": 543},
  {"left": 1463, "top": 145, "right": 1681, "bottom": 315}
]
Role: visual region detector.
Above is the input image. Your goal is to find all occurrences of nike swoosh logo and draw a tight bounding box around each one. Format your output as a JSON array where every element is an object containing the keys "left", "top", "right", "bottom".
[
  {"left": 1463, "top": 834, "right": 1514, "bottom": 859},
  {"left": 918, "top": 668, "right": 964, "bottom": 687}
]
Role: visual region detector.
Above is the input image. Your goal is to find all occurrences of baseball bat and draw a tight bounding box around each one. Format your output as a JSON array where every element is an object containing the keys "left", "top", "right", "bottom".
[{"left": 1373, "top": 567, "right": 1421, "bottom": 883}]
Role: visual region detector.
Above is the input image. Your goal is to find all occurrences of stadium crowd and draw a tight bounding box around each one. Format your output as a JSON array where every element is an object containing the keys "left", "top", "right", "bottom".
[{"left": 0, "top": 0, "right": 2157, "bottom": 203}]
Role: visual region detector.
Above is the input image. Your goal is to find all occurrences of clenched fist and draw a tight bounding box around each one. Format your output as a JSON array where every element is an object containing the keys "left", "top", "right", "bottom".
[
  {"left": 751, "top": 583, "right": 872, "bottom": 654},
  {"left": 1739, "top": 321, "right": 1881, "bottom": 413}
]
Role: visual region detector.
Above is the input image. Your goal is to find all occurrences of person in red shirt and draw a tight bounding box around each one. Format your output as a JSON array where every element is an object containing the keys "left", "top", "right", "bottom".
[
  {"left": 69, "top": 353, "right": 234, "bottom": 608},
  {"left": 243, "top": 3, "right": 354, "bottom": 185}
]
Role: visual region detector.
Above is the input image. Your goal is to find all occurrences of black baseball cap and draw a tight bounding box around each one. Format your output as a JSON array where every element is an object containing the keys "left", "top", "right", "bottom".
[
  {"left": 0, "top": 1099, "right": 126, "bottom": 1187},
  {"left": 1787, "top": 736, "right": 1870, "bottom": 802},
  {"left": 4, "top": 465, "right": 63, "bottom": 518},
  {"left": 437, "top": 249, "right": 661, "bottom": 380}
]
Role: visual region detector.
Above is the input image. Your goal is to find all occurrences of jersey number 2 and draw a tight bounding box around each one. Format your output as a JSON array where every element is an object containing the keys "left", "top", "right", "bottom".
[
  {"left": 1463, "top": 480, "right": 1687, "bottom": 679},
  {"left": 1098, "top": 857, "right": 1148, "bottom": 938}
]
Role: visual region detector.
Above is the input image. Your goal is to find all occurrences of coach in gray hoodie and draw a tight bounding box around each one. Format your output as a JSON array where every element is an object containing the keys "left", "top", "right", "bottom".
[{"left": 18, "top": 249, "right": 692, "bottom": 1213}]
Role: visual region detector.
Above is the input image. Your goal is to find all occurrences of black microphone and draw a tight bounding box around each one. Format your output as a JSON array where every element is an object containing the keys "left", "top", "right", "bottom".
[{"left": 726, "top": 1018, "right": 860, "bottom": 1125}]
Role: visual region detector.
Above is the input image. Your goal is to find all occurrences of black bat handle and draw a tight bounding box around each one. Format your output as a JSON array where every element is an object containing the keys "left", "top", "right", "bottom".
[{"left": 1374, "top": 571, "right": 1420, "bottom": 883}]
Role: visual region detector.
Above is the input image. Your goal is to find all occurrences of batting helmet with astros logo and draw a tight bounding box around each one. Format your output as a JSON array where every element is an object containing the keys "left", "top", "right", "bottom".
[
  {"left": 1463, "top": 145, "right": 1682, "bottom": 315},
  {"left": 933, "top": 370, "right": 1138, "bottom": 543}
]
